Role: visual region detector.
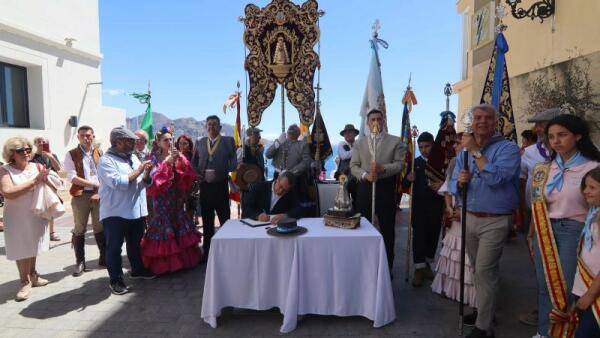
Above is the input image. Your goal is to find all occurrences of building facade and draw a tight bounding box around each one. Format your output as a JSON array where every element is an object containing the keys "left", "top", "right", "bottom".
[
  {"left": 454, "top": 0, "right": 600, "bottom": 142},
  {"left": 0, "top": 0, "right": 124, "bottom": 160}
]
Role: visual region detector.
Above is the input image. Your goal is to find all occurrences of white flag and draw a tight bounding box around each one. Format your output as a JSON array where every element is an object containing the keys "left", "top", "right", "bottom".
[{"left": 359, "top": 39, "right": 388, "bottom": 136}]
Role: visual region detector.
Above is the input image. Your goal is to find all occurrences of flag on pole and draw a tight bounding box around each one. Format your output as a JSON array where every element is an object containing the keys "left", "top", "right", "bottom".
[
  {"left": 359, "top": 26, "right": 389, "bottom": 136},
  {"left": 480, "top": 32, "right": 517, "bottom": 142},
  {"left": 130, "top": 92, "right": 152, "bottom": 147},
  {"left": 309, "top": 107, "right": 332, "bottom": 162},
  {"left": 398, "top": 89, "right": 417, "bottom": 195},
  {"left": 223, "top": 92, "right": 242, "bottom": 148}
]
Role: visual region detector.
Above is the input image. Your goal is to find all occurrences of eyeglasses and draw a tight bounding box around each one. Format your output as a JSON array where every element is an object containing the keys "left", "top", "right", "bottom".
[
  {"left": 135, "top": 139, "right": 148, "bottom": 144},
  {"left": 15, "top": 147, "right": 32, "bottom": 154}
]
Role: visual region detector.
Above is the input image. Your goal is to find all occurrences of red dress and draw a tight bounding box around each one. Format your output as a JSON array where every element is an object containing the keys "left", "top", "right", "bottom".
[{"left": 141, "top": 155, "right": 202, "bottom": 274}]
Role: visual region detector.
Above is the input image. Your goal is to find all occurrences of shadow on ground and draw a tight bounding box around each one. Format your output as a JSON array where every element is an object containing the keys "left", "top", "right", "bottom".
[{"left": 20, "top": 277, "right": 111, "bottom": 319}]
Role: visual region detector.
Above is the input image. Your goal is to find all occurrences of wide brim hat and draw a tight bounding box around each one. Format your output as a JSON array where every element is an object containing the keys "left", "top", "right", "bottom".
[
  {"left": 267, "top": 225, "right": 308, "bottom": 237},
  {"left": 235, "top": 163, "right": 263, "bottom": 191},
  {"left": 339, "top": 124, "right": 360, "bottom": 137},
  {"left": 528, "top": 108, "right": 563, "bottom": 123}
]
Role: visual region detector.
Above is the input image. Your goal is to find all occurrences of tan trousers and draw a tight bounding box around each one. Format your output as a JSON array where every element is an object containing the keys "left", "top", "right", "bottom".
[
  {"left": 71, "top": 193, "right": 102, "bottom": 235},
  {"left": 465, "top": 213, "right": 511, "bottom": 332}
]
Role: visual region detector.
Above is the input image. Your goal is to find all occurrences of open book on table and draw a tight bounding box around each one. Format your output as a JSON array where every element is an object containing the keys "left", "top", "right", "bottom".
[{"left": 240, "top": 219, "right": 271, "bottom": 227}]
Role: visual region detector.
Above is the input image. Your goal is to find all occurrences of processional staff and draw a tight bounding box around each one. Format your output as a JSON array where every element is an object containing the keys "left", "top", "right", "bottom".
[
  {"left": 368, "top": 123, "right": 381, "bottom": 223},
  {"left": 405, "top": 125, "right": 419, "bottom": 283},
  {"left": 459, "top": 111, "right": 472, "bottom": 337}
]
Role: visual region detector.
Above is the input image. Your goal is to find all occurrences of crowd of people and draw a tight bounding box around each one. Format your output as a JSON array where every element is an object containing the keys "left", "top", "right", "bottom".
[{"left": 1, "top": 105, "right": 600, "bottom": 337}]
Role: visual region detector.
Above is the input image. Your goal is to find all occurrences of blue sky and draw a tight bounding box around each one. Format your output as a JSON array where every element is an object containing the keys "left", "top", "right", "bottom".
[{"left": 99, "top": 0, "right": 461, "bottom": 142}]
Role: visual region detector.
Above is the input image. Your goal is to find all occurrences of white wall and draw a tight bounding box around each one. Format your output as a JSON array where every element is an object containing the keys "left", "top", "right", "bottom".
[{"left": 0, "top": 0, "right": 125, "bottom": 161}]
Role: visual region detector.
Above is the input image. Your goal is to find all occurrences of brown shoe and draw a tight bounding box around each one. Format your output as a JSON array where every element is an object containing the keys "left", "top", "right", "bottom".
[
  {"left": 50, "top": 232, "right": 61, "bottom": 241},
  {"left": 72, "top": 234, "right": 87, "bottom": 277},
  {"left": 424, "top": 264, "right": 435, "bottom": 280},
  {"left": 31, "top": 271, "right": 49, "bottom": 287},
  {"left": 15, "top": 281, "right": 32, "bottom": 301},
  {"left": 412, "top": 268, "right": 425, "bottom": 287}
]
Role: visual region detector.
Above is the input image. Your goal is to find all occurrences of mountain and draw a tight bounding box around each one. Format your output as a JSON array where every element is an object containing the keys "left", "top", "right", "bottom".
[{"left": 126, "top": 112, "right": 234, "bottom": 139}]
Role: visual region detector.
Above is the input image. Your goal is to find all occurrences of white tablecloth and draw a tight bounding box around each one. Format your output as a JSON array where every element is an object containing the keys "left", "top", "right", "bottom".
[{"left": 201, "top": 217, "right": 396, "bottom": 333}]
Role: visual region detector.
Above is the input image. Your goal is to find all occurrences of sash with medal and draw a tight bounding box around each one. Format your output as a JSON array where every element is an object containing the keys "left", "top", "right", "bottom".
[
  {"left": 531, "top": 162, "right": 578, "bottom": 337},
  {"left": 576, "top": 240, "right": 600, "bottom": 328}
]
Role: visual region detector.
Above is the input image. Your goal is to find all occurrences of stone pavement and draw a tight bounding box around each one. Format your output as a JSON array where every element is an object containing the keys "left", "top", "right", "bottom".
[{"left": 0, "top": 204, "right": 538, "bottom": 338}]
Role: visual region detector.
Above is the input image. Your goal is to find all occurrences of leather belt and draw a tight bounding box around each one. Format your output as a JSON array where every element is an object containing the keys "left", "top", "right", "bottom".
[{"left": 468, "top": 211, "right": 511, "bottom": 218}]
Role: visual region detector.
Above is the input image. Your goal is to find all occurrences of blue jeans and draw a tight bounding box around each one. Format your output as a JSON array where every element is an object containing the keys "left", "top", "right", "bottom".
[
  {"left": 534, "top": 218, "right": 584, "bottom": 335},
  {"left": 575, "top": 306, "right": 600, "bottom": 338},
  {"left": 102, "top": 217, "right": 145, "bottom": 284}
]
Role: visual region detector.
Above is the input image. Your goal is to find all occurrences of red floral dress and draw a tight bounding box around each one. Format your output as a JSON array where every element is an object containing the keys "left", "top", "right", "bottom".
[{"left": 141, "top": 155, "right": 202, "bottom": 274}]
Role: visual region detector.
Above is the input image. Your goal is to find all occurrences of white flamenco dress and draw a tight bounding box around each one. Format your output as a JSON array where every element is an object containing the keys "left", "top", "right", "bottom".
[{"left": 430, "top": 180, "right": 477, "bottom": 308}]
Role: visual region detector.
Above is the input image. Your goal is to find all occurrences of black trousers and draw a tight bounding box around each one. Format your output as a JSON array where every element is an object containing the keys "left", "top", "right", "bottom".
[
  {"left": 411, "top": 199, "right": 444, "bottom": 267},
  {"left": 357, "top": 176, "right": 397, "bottom": 270},
  {"left": 200, "top": 180, "right": 230, "bottom": 254}
]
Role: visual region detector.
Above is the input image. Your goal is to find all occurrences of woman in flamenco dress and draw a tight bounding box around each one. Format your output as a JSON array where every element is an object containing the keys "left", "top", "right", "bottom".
[{"left": 141, "top": 127, "right": 202, "bottom": 274}]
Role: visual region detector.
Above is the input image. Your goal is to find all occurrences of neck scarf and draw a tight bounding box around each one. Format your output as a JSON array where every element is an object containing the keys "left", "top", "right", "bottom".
[
  {"left": 536, "top": 142, "right": 550, "bottom": 161},
  {"left": 107, "top": 147, "right": 133, "bottom": 168},
  {"left": 582, "top": 206, "right": 598, "bottom": 251},
  {"left": 546, "top": 151, "right": 589, "bottom": 193}
]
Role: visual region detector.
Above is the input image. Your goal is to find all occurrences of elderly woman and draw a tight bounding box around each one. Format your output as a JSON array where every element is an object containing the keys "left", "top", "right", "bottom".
[{"left": 0, "top": 137, "right": 50, "bottom": 301}]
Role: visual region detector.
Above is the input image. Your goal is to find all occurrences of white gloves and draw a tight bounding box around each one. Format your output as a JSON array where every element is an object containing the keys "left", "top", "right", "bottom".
[{"left": 275, "top": 132, "right": 286, "bottom": 148}]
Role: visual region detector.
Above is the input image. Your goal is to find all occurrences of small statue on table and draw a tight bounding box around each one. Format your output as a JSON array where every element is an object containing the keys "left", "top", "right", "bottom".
[{"left": 324, "top": 175, "right": 361, "bottom": 229}]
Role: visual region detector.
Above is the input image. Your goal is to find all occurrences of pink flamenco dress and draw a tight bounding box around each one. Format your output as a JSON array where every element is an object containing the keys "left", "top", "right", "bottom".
[
  {"left": 430, "top": 181, "right": 477, "bottom": 308},
  {"left": 141, "top": 155, "right": 203, "bottom": 274}
]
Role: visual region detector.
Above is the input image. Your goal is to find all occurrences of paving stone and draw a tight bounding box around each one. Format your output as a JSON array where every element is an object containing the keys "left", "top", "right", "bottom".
[{"left": 0, "top": 208, "right": 537, "bottom": 337}]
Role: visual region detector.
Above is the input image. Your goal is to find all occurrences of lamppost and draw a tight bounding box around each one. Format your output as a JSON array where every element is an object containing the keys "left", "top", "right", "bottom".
[{"left": 505, "top": 0, "right": 555, "bottom": 23}]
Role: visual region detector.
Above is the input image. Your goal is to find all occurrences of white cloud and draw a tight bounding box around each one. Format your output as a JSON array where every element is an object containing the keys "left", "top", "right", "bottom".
[{"left": 104, "top": 88, "right": 125, "bottom": 96}]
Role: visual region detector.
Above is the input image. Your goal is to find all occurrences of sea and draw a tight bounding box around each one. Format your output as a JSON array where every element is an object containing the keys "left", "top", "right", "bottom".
[{"left": 264, "top": 144, "right": 338, "bottom": 180}]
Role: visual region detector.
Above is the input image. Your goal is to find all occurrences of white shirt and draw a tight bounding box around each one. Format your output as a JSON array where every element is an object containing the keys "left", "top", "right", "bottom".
[
  {"left": 270, "top": 182, "right": 283, "bottom": 212},
  {"left": 520, "top": 142, "right": 549, "bottom": 207},
  {"left": 337, "top": 140, "right": 354, "bottom": 160},
  {"left": 63, "top": 146, "right": 99, "bottom": 190}
]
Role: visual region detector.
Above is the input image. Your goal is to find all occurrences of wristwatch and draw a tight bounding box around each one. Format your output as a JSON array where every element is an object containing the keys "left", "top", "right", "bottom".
[{"left": 472, "top": 149, "right": 483, "bottom": 159}]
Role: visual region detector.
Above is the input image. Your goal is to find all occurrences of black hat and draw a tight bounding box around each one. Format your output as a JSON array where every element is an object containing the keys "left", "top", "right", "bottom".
[{"left": 339, "top": 124, "right": 360, "bottom": 137}]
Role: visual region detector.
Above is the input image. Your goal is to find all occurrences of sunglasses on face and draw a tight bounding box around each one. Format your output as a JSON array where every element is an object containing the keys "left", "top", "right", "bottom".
[{"left": 15, "top": 147, "right": 32, "bottom": 154}]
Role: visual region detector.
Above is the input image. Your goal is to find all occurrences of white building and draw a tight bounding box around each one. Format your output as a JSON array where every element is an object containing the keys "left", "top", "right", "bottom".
[{"left": 0, "top": 0, "right": 124, "bottom": 160}]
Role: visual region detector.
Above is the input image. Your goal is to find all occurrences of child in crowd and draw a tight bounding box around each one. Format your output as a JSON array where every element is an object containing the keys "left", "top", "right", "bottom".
[{"left": 573, "top": 167, "right": 600, "bottom": 337}]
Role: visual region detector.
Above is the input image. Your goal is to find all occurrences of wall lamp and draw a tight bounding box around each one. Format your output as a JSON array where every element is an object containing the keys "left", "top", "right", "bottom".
[{"left": 505, "top": 0, "right": 555, "bottom": 23}]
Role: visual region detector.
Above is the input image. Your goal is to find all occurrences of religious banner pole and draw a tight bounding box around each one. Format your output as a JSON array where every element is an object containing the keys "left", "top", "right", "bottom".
[
  {"left": 281, "top": 84, "right": 286, "bottom": 133},
  {"left": 398, "top": 76, "right": 418, "bottom": 282}
]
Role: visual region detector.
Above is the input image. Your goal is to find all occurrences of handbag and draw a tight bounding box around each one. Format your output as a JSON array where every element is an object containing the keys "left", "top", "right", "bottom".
[{"left": 31, "top": 164, "right": 66, "bottom": 220}]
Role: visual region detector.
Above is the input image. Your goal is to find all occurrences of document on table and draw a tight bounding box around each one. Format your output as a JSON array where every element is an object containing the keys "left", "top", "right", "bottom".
[{"left": 240, "top": 218, "right": 271, "bottom": 227}]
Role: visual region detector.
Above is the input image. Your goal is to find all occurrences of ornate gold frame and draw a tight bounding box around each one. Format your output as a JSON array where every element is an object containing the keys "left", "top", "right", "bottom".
[{"left": 243, "top": 0, "right": 320, "bottom": 127}]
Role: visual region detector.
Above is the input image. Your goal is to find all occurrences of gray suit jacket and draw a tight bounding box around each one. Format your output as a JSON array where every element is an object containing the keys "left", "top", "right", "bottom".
[
  {"left": 191, "top": 136, "right": 237, "bottom": 182},
  {"left": 265, "top": 140, "right": 310, "bottom": 176},
  {"left": 350, "top": 133, "right": 405, "bottom": 180}
]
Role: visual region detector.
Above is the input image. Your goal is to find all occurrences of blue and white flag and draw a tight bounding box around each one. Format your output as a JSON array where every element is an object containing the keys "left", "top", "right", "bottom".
[{"left": 359, "top": 35, "right": 389, "bottom": 136}]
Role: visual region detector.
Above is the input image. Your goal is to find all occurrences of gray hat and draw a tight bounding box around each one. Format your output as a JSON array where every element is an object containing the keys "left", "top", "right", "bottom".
[
  {"left": 110, "top": 127, "right": 139, "bottom": 143},
  {"left": 340, "top": 124, "right": 359, "bottom": 136},
  {"left": 528, "top": 108, "right": 563, "bottom": 123},
  {"left": 246, "top": 127, "right": 262, "bottom": 136}
]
